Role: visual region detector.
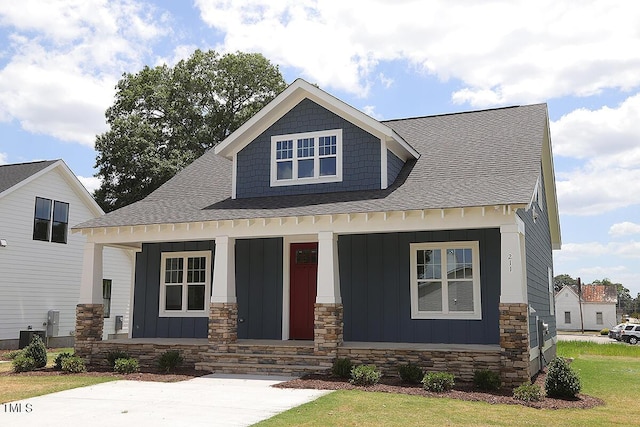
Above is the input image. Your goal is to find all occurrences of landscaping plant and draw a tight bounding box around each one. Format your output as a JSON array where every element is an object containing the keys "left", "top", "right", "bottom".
[
  {"left": 398, "top": 363, "right": 423, "bottom": 384},
  {"left": 513, "top": 382, "right": 544, "bottom": 402},
  {"left": 331, "top": 358, "right": 353, "bottom": 379},
  {"left": 12, "top": 353, "right": 37, "bottom": 373},
  {"left": 23, "top": 335, "right": 47, "bottom": 368},
  {"left": 473, "top": 369, "right": 501, "bottom": 391},
  {"left": 114, "top": 357, "right": 139, "bottom": 374},
  {"left": 61, "top": 356, "right": 87, "bottom": 373},
  {"left": 106, "top": 350, "right": 131, "bottom": 367},
  {"left": 158, "top": 350, "right": 183, "bottom": 373},
  {"left": 350, "top": 364, "right": 382, "bottom": 386},
  {"left": 544, "top": 357, "right": 581, "bottom": 398},
  {"left": 54, "top": 352, "right": 73, "bottom": 370},
  {"left": 422, "top": 372, "right": 455, "bottom": 392}
]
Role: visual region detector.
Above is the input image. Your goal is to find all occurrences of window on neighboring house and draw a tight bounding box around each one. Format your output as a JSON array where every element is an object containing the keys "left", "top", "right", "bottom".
[
  {"left": 103, "top": 279, "right": 112, "bottom": 318},
  {"left": 32, "top": 197, "right": 69, "bottom": 243},
  {"left": 596, "top": 312, "right": 603, "bottom": 325},
  {"left": 409, "top": 241, "right": 482, "bottom": 320},
  {"left": 270, "top": 129, "right": 342, "bottom": 186},
  {"left": 564, "top": 311, "right": 571, "bottom": 323},
  {"left": 159, "top": 251, "right": 211, "bottom": 317}
]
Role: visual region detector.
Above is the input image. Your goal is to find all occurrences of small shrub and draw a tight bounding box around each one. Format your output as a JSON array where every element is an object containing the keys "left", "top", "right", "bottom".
[
  {"left": 5, "top": 350, "right": 23, "bottom": 360},
  {"left": 513, "top": 382, "right": 544, "bottom": 402},
  {"left": 473, "top": 369, "right": 501, "bottom": 391},
  {"left": 23, "top": 335, "right": 47, "bottom": 368},
  {"left": 158, "top": 350, "right": 183, "bottom": 373},
  {"left": 106, "top": 350, "right": 130, "bottom": 367},
  {"left": 61, "top": 356, "right": 86, "bottom": 373},
  {"left": 398, "top": 363, "right": 423, "bottom": 384},
  {"left": 350, "top": 364, "right": 382, "bottom": 386},
  {"left": 114, "top": 357, "right": 139, "bottom": 374},
  {"left": 332, "top": 358, "right": 353, "bottom": 379},
  {"left": 600, "top": 328, "right": 609, "bottom": 335},
  {"left": 12, "top": 354, "right": 37, "bottom": 373},
  {"left": 545, "top": 357, "right": 581, "bottom": 399},
  {"left": 422, "top": 372, "right": 455, "bottom": 392},
  {"left": 54, "top": 352, "right": 73, "bottom": 370}
]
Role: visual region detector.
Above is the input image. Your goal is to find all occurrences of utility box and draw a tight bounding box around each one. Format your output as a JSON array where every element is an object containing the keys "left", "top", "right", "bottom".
[
  {"left": 47, "top": 310, "right": 60, "bottom": 337},
  {"left": 115, "top": 315, "right": 123, "bottom": 332}
]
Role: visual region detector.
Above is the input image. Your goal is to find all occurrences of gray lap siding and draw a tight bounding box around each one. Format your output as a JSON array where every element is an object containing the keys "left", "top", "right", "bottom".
[
  {"left": 235, "top": 98, "right": 382, "bottom": 198},
  {"left": 338, "top": 229, "right": 501, "bottom": 345}
]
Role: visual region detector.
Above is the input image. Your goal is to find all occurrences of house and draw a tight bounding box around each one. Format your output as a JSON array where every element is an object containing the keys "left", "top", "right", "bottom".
[
  {"left": 72, "top": 79, "right": 561, "bottom": 387},
  {"left": 0, "top": 160, "right": 133, "bottom": 349},
  {"left": 555, "top": 284, "right": 618, "bottom": 331}
]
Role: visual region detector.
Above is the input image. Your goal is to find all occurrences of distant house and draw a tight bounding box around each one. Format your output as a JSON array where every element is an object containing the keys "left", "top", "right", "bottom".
[
  {"left": 555, "top": 284, "right": 618, "bottom": 331},
  {"left": 0, "top": 160, "right": 133, "bottom": 349},
  {"left": 73, "top": 79, "right": 561, "bottom": 387}
]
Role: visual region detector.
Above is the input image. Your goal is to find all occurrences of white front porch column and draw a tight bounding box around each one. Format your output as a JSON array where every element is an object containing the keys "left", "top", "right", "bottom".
[
  {"left": 211, "top": 235, "right": 236, "bottom": 303},
  {"left": 316, "top": 231, "right": 341, "bottom": 304},
  {"left": 79, "top": 242, "right": 104, "bottom": 304},
  {"left": 500, "top": 218, "right": 528, "bottom": 304}
]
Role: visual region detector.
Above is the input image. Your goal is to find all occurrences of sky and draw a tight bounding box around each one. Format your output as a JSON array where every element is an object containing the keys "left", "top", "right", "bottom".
[{"left": 0, "top": 0, "right": 639, "bottom": 296}]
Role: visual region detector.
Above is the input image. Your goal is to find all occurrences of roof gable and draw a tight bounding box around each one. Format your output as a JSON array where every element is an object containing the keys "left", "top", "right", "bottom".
[
  {"left": 0, "top": 160, "right": 104, "bottom": 217},
  {"left": 215, "top": 78, "right": 419, "bottom": 161}
]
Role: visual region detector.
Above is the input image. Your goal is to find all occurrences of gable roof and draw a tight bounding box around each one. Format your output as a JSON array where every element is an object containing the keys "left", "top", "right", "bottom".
[
  {"left": 215, "top": 79, "right": 419, "bottom": 161},
  {"left": 556, "top": 284, "right": 618, "bottom": 304},
  {"left": 0, "top": 159, "right": 104, "bottom": 217},
  {"left": 74, "top": 99, "right": 559, "bottom": 243}
]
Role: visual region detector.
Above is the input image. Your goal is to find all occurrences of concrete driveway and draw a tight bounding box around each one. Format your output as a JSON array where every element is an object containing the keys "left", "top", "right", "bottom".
[
  {"left": 0, "top": 374, "right": 330, "bottom": 427},
  {"left": 557, "top": 332, "right": 616, "bottom": 344}
]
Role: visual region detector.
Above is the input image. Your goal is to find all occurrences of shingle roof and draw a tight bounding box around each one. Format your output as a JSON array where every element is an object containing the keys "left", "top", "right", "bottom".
[
  {"left": 579, "top": 284, "right": 618, "bottom": 304},
  {"left": 74, "top": 104, "right": 549, "bottom": 229},
  {"left": 0, "top": 160, "right": 58, "bottom": 195}
]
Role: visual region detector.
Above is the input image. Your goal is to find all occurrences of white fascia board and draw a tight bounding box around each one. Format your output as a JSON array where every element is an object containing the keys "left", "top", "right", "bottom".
[
  {"left": 80, "top": 205, "right": 526, "bottom": 246},
  {"left": 214, "top": 78, "right": 419, "bottom": 161}
]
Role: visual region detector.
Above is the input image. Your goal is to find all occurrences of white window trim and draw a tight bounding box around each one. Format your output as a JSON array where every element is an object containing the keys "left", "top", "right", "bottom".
[
  {"left": 270, "top": 129, "right": 343, "bottom": 186},
  {"left": 409, "top": 241, "right": 482, "bottom": 320},
  {"left": 159, "top": 251, "right": 212, "bottom": 318}
]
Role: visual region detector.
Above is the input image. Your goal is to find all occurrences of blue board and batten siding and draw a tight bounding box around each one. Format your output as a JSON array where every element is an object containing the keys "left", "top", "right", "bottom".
[
  {"left": 518, "top": 170, "right": 556, "bottom": 348},
  {"left": 235, "top": 98, "right": 382, "bottom": 198},
  {"left": 338, "top": 229, "right": 501, "bottom": 345},
  {"left": 236, "top": 238, "right": 283, "bottom": 339},
  {"left": 132, "top": 241, "right": 215, "bottom": 339}
]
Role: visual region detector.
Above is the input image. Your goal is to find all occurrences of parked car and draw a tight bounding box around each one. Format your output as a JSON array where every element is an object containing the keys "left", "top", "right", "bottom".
[
  {"left": 609, "top": 323, "right": 628, "bottom": 341},
  {"left": 620, "top": 324, "right": 640, "bottom": 345}
]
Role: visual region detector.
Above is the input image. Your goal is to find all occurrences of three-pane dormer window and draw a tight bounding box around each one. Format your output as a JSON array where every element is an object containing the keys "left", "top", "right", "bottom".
[{"left": 271, "top": 129, "right": 342, "bottom": 186}]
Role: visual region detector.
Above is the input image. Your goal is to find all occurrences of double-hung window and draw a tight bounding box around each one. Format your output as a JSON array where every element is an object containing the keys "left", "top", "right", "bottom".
[
  {"left": 33, "top": 197, "right": 69, "bottom": 244},
  {"left": 159, "top": 251, "right": 211, "bottom": 317},
  {"left": 270, "top": 129, "right": 342, "bottom": 186},
  {"left": 410, "top": 241, "right": 481, "bottom": 319}
]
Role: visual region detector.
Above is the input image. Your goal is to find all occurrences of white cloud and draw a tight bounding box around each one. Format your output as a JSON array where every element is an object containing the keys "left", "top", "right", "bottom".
[
  {"left": 0, "top": 152, "right": 7, "bottom": 165},
  {"left": 0, "top": 0, "right": 168, "bottom": 146},
  {"left": 610, "top": 222, "right": 640, "bottom": 237},
  {"left": 557, "top": 241, "right": 640, "bottom": 260},
  {"left": 77, "top": 175, "right": 101, "bottom": 194},
  {"left": 195, "top": 0, "right": 640, "bottom": 105}
]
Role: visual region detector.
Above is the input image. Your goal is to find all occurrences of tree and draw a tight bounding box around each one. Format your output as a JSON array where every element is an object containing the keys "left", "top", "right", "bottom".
[
  {"left": 94, "top": 50, "right": 287, "bottom": 211},
  {"left": 553, "top": 274, "right": 577, "bottom": 293}
]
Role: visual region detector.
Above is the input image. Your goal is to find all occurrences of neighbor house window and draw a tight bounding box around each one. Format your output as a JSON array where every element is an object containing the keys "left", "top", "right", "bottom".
[
  {"left": 33, "top": 197, "right": 69, "bottom": 243},
  {"left": 270, "top": 129, "right": 342, "bottom": 186},
  {"left": 564, "top": 311, "right": 571, "bottom": 323},
  {"left": 596, "top": 312, "right": 603, "bottom": 325},
  {"left": 103, "top": 279, "right": 112, "bottom": 318},
  {"left": 409, "top": 241, "right": 481, "bottom": 320},
  {"left": 159, "top": 251, "right": 211, "bottom": 317}
]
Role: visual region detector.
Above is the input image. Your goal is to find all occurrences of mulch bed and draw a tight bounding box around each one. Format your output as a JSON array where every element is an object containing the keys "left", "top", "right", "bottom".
[
  {"left": 274, "top": 370, "right": 604, "bottom": 410},
  {"left": 0, "top": 366, "right": 208, "bottom": 383}
]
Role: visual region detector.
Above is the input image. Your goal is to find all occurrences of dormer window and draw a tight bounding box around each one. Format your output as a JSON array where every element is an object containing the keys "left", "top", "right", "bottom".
[{"left": 270, "top": 129, "right": 342, "bottom": 186}]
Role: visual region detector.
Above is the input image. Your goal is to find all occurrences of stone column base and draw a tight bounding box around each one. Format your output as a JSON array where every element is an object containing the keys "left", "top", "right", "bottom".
[
  {"left": 74, "top": 304, "right": 104, "bottom": 361},
  {"left": 314, "top": 303, "right": 343, "bottom": 357},
  {"left": 499, "top": 302, "right": 531, "bottom": 388},
  {"left": 208, "top": 302, "right": 238, "bottom": 352}
]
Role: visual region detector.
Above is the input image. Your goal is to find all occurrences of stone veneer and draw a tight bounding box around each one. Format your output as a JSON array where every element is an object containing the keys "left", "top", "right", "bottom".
[
  {"left": 74, "top": 304, "right": 104, "bottom": 362},
  {"left": 208, "top": 302, "right": 238, "bottom": 351},
  {"left": 314, "top": 303, "right": 343, "bottom": 357},
  {"left": 91, "top": 341, "right": 210, "bottom": 369},
  {"left": 499, "top": 302, "right": 531, "bottom": 387}
]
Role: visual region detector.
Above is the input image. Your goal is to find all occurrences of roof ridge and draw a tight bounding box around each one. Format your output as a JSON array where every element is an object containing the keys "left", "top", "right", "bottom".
[
  {"left": 382, "top": 103, "right": 546, "bottom": 123},
  {"left": 0, "top": 159, "right": 59, "bottom": 168}
]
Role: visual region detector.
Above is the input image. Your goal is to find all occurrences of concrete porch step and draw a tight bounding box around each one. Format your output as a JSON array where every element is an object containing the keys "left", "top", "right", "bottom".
[{"left": 195, "top": 361, "right": 330, "bottom": 376}]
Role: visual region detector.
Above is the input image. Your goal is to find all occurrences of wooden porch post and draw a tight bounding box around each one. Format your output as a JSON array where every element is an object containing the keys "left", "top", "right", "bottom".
[
  {"left": 75, "top": 242, "right": 105, "bottom": 361},
  {"left": 314, "top": 231, "right": 343, "bottom": 357},
  {"left": 209, "top": 235, "right": 237, "bottom": 351}
]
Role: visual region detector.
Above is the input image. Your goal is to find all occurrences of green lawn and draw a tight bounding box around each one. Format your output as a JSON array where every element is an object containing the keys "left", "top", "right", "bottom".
[
  {"left": 0, "top": 347, "right": 117, "bottom": 404},
  {"left": 258, "top": 341, "right": 640, "bottom": 427}
]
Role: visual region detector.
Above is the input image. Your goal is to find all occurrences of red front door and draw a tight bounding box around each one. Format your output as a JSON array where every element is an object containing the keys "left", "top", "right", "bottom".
[{"left": 290, "top": 242, "right": 318, "bottom": 340}]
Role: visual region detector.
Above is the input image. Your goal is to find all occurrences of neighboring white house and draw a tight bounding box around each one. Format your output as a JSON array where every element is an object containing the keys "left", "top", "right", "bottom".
[
  {"left": 555, "top": 284, "right": 618, "bottom": 331},
  {"left": 0, "top": 160, "right": 134, "bottom": 349}
]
